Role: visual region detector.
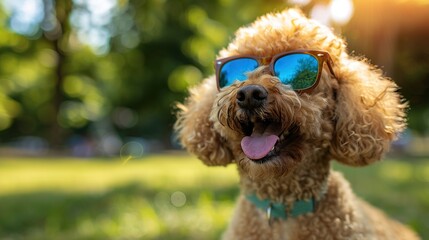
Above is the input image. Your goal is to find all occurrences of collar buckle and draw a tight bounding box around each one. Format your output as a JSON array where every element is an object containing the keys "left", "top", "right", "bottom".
[
  {"left": 246, "top": 194, "right": 318, "bottom": 226},
  {"left": 266, "top": 203, "right": 273, "bottom": 226}
]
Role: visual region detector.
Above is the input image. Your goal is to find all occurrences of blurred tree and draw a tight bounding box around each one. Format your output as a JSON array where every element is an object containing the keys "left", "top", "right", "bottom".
[
  {"left": 44, "top": 0, "right": 72, "bottom": 148},
  {"left": 0, "top": 0, "right": 288, "bottom": 152},
  {"left": 0, "top": 1, "right": 56, "bottom": 141},
  {"left": 394, "top": 30, "right": 429, "bottom": 134},
  {"left": 344, "top": 0, "right": 429, "bottom": 135},
  {"left": 106, "top": 0, "right": 288, "bottom": 145}
]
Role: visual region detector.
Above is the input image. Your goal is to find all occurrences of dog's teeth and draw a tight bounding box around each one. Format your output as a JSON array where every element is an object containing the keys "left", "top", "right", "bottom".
[{"left": 271, "top": 146, "right": 275, "bottom": 151}]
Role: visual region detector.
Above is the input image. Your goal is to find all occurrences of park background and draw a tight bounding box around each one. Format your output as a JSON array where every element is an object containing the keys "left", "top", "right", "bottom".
[{"left": 0, "top": 0, "right": 428, "bottom": 239}]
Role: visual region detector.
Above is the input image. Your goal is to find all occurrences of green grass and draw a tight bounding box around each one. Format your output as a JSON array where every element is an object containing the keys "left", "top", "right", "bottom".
[{"left": 0, "top": 155, "right": 428, "bottom": 239}]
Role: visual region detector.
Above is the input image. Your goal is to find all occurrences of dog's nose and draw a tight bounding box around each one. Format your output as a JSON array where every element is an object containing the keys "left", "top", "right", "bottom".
[{"left": 236, "top": 84, "right": 268, "bottom": 109}]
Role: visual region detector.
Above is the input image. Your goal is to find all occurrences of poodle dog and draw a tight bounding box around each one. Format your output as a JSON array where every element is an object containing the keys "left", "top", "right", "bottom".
[{"left": 175, "top": 9, "right": 419, "bottom": 240}]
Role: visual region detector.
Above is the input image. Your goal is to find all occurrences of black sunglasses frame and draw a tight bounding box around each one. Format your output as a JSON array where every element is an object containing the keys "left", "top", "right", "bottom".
[{"left": 214, "top": 49, "right": 336, "bottom": 93}]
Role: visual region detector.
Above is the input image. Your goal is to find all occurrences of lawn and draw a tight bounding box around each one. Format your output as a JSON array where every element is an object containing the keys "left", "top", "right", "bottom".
[{"left": 0, "top": 154, "right": 428, "bottom": 239}]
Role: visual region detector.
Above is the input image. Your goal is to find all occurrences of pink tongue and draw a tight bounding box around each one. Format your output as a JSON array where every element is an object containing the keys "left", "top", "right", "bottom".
[{"left": 241, "top": 135, "right": 279, "bottom": 160}]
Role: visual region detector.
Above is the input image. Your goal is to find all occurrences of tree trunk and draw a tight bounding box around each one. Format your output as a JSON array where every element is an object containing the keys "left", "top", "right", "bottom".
[{"left": 43, "top": 0, "right": 72, "bottom": 150}]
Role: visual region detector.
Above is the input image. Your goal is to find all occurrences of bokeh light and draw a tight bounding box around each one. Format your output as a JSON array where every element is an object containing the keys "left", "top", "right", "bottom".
[
  {"left": 0, "top": 0, "right": 427, "bottom": 239},
  {"left": 120, "top": 141, "right": 144, "bottom": 163},
  {"left": 329, "top": 0, "right": 354, "bottom": 25},
  {"left": 168, "top": 65, "right": 202, "bottom": 92},
  {"left": 310, "top": 4, "right": 331, "bottom": 26},
  {"left": 293, "top": 0, "right": 355, "bottom": 26},
  {"left": 170, "top": 191, "right": 187, "bottom": 208},
  {"left": 112, "top": 107, "right": 138, "bottom": 129},
  {"left": 288, "top": 0, "right": 312, "bottom": 6},
  {"left": 1, "top": 0, "right": 44, "bottom": 36},
  {"left": 70, "top": 0, "right": 118, "bottom": 54}
]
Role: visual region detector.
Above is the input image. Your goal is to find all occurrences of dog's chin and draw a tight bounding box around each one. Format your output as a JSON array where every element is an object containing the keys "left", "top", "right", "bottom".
[{"left": 239, "top": 153, "right": 302, "bottom": 181}]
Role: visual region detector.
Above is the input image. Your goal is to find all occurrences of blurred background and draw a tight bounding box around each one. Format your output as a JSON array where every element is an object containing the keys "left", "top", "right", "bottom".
[
  {"left": 0, "top": 0, "right": 428, "bottom": 156},
  {"left": 0, "top": 0, "right": 428, "bottom": 239}
]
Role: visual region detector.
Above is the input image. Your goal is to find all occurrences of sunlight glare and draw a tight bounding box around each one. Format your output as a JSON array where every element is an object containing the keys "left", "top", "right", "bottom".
[
  {"left": 70, "top": 0, "right": 118, "bottom": 54},
  {"left": 310, "top": 4, "right": 331, "bottom": 26},
  {"left": 395, "top": 0, "right": 429, "bottom": 4},
  {"left": 2, "top": 0, "right": 44, "bottom": 36},
  {"left": 288, "top": 0, "right": 311, "bottom": 6},
  {"left": 329, "top": 0, "right": 354, "bottom": 25}
]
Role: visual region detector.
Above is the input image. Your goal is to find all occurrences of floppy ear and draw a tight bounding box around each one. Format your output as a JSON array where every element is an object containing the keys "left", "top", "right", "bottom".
[
  {"left": 174, "top": 76, "right": 234, "bottom": 166},
  {"left": 330, "top": 57, "right": 407, "bottom": 166}
]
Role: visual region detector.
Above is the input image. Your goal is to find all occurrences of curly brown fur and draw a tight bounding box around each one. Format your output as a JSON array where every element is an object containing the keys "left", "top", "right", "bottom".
[{"left": 175, "top": 8, "right": 418, "bottom": 240}]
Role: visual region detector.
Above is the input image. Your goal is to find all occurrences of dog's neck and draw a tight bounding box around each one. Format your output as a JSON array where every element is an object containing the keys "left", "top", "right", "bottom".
[{"left": 239, "top": 157, "right": 330, "bottom": 205}]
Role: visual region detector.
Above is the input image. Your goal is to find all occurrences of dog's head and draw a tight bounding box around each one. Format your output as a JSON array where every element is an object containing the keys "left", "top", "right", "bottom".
[{"left": 175, "top": 9, "right": 406, "bottom": 179}]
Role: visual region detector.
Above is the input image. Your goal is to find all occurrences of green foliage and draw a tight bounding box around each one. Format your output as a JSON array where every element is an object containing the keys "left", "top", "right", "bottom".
[
  {"left": 393, "top": 34, "right": 429, "bottom": 135},
  {"left": 0, "top": 0, "right": 428, "bottom": 147},
  {"left": 0, "top": 156, "right": 428, "bottom": 239},
  {"left": 0, "top": 0, "right": 289, "bottom": 146},
  {"left": 333, "top": 160, "right": 429, "bottom": 237}
]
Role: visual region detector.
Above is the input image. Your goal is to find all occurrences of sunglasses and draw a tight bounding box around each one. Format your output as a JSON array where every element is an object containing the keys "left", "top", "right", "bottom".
[{"left": 214, "top": 50, "right": 336, "bottom": 92}]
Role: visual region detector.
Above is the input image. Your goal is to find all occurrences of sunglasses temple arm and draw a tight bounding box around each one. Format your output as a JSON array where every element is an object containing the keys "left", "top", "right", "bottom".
[{"left": 326, "top": 59, "right": 337, "bottom": 79}]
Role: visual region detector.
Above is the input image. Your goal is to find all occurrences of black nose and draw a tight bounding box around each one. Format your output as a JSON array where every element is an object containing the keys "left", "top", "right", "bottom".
[{"left": 236, "top": 85, "right": 268, "bottom": 109}]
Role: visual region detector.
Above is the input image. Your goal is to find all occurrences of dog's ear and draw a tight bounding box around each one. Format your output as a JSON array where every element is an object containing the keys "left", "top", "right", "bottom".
[
  {"left": 174, "top": 76, "right": 234, "bottom": 166},
  {"left": 330, "top": 57, "right": 407, "bottom": 166}
]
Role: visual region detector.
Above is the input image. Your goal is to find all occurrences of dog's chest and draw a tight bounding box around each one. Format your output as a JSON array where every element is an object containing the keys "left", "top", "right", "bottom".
[{"left": 269, "top": 220, "right": 296, "bottom": 240}]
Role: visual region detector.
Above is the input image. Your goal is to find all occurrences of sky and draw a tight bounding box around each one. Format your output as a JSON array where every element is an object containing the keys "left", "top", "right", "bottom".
[{"left": 1, "top": 0, "right": 118, "bottom": 54}]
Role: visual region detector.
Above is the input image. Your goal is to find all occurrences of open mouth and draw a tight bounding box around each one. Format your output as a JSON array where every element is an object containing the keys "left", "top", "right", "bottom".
[{"left": 239, "top": 118, "right": 290, "bottom": 163}]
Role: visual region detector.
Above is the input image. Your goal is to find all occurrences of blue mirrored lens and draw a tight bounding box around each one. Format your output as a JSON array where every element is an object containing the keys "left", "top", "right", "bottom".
[
  {"left": 219, "top": 58, "right": 258, "bottom": 88},
  {"left": 273, "top": 54, "right": 319, "bottom": 90}
]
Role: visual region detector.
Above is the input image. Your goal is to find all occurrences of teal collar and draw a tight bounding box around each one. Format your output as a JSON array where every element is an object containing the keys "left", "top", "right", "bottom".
[{"left": 246, "top": 194, "right": 316, "bottom": 221}]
